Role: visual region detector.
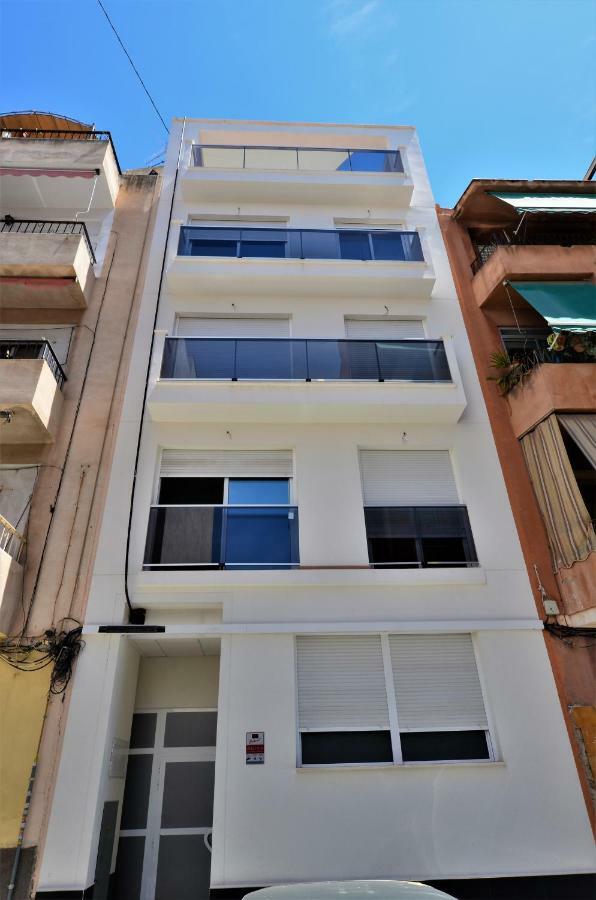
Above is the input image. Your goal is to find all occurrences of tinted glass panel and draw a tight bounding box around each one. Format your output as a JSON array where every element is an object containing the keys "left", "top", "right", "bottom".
[
  {"left": 224, "top": 507, "right": 296, "bottom": 567},
  {"left": 240, "top": 240, "right": 286, "bottom": 258},
  {"left": 129, "top": 713, "right": 157, "bottom": 749},
  {"left": 158, "top": 478, "right": 223, "bottom": 505},
  {"left": 338, "top": 231, "right": 371, "bottom": 260},
  {"left": 301, "top": 730, "right": 393, "bottom": 765},
  {"left": 234, "top": 339, "right": 307, "bottom": 380},
  {"left": 164, "top": 711, "right": 218, "bottom": 748},
  {"left": 162, "top": 339, "right": 235, "bottom": 379},
  {"left": 228, "top": 478, "right": 289, "bottom": 504},
  {"left": 189, "top": 240, "right": 237, "bottom": 257},
  {"left": 144, "top": 506, "right": 222, "bottom": 567},
  {"left": 120, "top": 754, "right": 152, "bottom": 830},
  {"left": 421, "top": 537, "right": 470, "bottom": 567},
  {"left": 371, "top": 233, "right": 405, "bottom": 261},
  {"left": 368, "top": 537, "right": 419, "bottom": 567},
  {"left": 155, "top": 835, "right": 211, "bottom": 900},
  {"left": 400, "top": 730, "right": 490, "bottom": 762},
  {"left": 112, "top": 836, "right": 145, "bottom": 900},
  {"left": 161, "top": 761, "right": 215, "bottom": 828}
]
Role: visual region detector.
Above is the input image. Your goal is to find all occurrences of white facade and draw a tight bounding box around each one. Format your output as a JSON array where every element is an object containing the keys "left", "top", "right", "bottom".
[{"left": 38, "top": 120, "right": 595, "bottom": 897}]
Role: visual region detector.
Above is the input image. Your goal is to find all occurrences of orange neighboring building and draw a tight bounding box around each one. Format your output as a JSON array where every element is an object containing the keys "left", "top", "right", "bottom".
[{"left": 438, "top": 180, "right": 596, "bottom": 828}]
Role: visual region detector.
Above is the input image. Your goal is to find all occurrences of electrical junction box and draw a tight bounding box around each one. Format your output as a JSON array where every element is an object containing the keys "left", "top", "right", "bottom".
[{"left": 543, "top": 599, "right": 560, "bottom": 616}]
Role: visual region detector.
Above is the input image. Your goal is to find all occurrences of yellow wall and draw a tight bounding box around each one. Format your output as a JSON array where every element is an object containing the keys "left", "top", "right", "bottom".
[{"left": 0, "top": 659, "right": 51, "bottom": 847}]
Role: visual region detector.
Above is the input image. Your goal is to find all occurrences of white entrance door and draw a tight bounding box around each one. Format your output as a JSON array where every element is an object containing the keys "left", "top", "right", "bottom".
[{"left": 114, "top": 709, "right": 217, "bottom": 900}]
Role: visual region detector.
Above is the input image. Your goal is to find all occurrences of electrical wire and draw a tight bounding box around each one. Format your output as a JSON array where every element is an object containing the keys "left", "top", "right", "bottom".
[
  {"left": 96, "top": 1, "right": 169, "bottom": 135},
  {"left": 0, "top": 621, "right": 84, "bottom": 694}
]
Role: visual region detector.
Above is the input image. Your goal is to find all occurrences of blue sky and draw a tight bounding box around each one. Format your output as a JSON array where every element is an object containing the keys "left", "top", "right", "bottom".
[{"left": 2, "top": 0, "right": 595, "bottom": 205}]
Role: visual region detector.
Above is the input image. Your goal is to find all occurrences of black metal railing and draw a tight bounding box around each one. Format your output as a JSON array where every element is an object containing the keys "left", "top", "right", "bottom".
[
  {"left": 0, "top": 217, "right": 96, "bottom": 263},
  {"left": 178, "top": 226, "right": 424, "bottom": 262},
  {"left": 471, "top": 228, "right": 596, "bottom": 273},
  {"left": 364, "top": 505, "right": 478, "bottom": 569},
  {"left": 0, "top": 128, "right": 122, "bottom": 174},
  {"left": 160, "top": 338, "right": 452, "bottom": 383},
  {"left": 0, "top": 340, "right": 67, "bottom": 388},
  {"left": 192, "top": 144, "right": 403, "bottom": 174},
  {"left": 144, "top": 505, "right": 299, "bottom": 570}
]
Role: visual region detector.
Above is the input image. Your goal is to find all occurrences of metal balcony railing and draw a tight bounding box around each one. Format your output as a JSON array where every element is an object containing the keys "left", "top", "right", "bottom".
[
  {"left": 0, "top": 217, "right": 96, "bottom": 263},
  {"left": 0, "top": 128, "right": 122, "bottom": 173},
  {"left": 0, "top": 513, "right": 25, "bottom": 563},
  {"left": 471, "top": 227, "right": 596, "bottom": 273},
  {"left": 160, "top": 338, "right": 452, "bottom": 383},
  {"left": 192, "top": 144, "right": 404, "bottom": 174},
  {"left": 364, "top": 505, "right": 478, "bottom": 568},
  {"left": 501, "top": 328, "right": 596, "bottom": 366},
  {"left": 0, "top": 340, "right": 67, "bottom": 388},
  {"left": 144, "top": 505, "right": 299, "bottom": 570},
  {"left": 178, "top": 226, "right": 424, "bottom": 263}
]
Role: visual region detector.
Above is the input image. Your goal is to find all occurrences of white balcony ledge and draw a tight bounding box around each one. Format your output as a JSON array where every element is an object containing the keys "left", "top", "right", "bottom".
[
  {"left": 180, "top": 165, "right": 415, "bottom": 207},
  {"left": 132, "top": 566, "right": 487, "bottom": 600},
  {"left": 166, "top": 255, "right": 435, "bottom": 299},
  {"left": 147, "top": 377, "right": 466, "bottom": 424}
]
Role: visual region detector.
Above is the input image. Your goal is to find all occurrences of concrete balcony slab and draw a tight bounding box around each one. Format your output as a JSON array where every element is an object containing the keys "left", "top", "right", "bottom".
[{"left": 0, "top": 230, "right": 94, "bottom": 309}]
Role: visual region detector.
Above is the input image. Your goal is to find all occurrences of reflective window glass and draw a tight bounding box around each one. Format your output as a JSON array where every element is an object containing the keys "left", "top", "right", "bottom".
[{"left": 228, "top": 479, "right": 289, "bottom": 504}]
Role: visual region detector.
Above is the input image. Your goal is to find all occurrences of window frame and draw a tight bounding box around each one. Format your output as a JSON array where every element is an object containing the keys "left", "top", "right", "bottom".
[{"left": 295, "top": 633, "right": 496, "bottom": 769}]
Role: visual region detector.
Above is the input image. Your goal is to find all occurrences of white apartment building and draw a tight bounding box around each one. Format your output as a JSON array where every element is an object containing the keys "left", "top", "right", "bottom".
[{"left": 36, "top": 120, "right": 595, "bottom": 899}]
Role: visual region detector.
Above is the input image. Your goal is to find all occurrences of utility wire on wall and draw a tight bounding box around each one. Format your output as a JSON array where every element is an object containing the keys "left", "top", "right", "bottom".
[{"left": 96, "top": 0, "right": 169, "bottom": 135}]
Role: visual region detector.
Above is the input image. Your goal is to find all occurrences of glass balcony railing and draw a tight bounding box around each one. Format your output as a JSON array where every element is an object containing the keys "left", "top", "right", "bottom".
[
  {"left": 177, "top": 226, "right": 424, "bottom": 263},
  {"left": 364, "top": 506, "right": 478, "bottom": 568},
  {"left": 160, "top": 338, "right": 452, "bottom": 383},
  {"left": 192, "top": 145, "right": 403, "bottom": 174},
  {"left": 0, "top": 339, "right": 66, "bottom": 388},
  {"left": 143, "top": 505, "right": 299, "bottom": 570}
]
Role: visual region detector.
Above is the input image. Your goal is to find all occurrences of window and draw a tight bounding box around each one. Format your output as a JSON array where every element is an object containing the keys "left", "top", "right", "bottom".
[
  {"left": 296, "top": 634, "right": 492, "bottom": 766},
  {"left": 144, "top": 451, "right": 299, "bottom": 570},
  {"left": 359, "top": 451, "right": 478, "bottom": 568},
  {"left": 559, "top": 417, "right": 596, "bottom": 522}
]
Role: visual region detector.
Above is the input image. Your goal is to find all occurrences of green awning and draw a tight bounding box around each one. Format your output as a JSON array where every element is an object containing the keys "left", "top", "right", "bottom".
[
  {"left": 490, "top": 192, "right": 596, "bottom": 213},
  {"left": 509, "top": 282, "right": 596, "bottom": 331}
]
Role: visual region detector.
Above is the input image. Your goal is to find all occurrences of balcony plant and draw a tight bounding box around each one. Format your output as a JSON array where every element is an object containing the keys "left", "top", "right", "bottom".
[{"left": 488, "top": 349, "right": 531, "bottom": 395}]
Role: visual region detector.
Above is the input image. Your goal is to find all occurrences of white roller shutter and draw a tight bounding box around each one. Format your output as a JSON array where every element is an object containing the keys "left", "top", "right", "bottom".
[
  {"left": 389, "top": 634, "right": 488, "bottom": 731},
  {"left": 160, "top": 449, "right": 293, "bottom": 478},
  {"left": 176, "top": 317, "right": 290, "bottom": 337},
  {"left": 359, "top": 450, "right": 459, "bottom": 506},
  {"left": 296, "top": 635, "right": 390, "bottom": 730},
  {"left": 345, "top": 318, "right": 425, "bottom": 340}
]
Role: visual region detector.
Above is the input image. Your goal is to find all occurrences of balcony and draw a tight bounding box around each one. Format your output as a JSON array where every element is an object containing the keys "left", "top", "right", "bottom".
[
  {"left": 364, "top": 506, "right": 479, "bottom": 568},
  {"left": 182, "top": 144, "right": 413, "bottom": 205},
  {"left": 0, "top": 515, "right": 24, "bottom": 633},
  {"left": 143, "top": 505, "right": 299, "bottom": 570},
  {"left": 470, "top": 228, "right": 595, "bottom": 311},
  {"left": 148, "top": 337, "right": 465, "bottom": 424},
  {"left": 0, "top": 340, "right": 66, "bottom": 454},
  {"left": 0, "top": 219, "right": 95, "bottom": 309},
  {"left": 0, "top": 128, "right": 120, "bottom": 208},
  {"left": 505, "top": 360, "right": 596, "bottom": 438},
  {"left": 168, "top": 227, "right": 434, "bottom": 299}
]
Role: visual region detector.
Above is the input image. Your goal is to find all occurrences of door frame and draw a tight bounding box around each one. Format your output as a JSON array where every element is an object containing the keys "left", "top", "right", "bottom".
[{"left": 118, "top": 707, "right": 217, "bottom": 900}]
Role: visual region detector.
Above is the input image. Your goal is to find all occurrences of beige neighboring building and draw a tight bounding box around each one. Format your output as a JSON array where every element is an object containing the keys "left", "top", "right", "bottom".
[{"left": 0, "top": 111, "right": 160, "bottom": 899}]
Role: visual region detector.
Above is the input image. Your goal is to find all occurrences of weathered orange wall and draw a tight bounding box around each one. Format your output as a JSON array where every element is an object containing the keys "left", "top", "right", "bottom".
[{"left": 438, "top": 207, "right": 595, "bottom": 831}]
